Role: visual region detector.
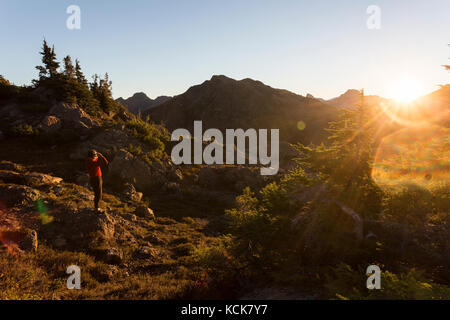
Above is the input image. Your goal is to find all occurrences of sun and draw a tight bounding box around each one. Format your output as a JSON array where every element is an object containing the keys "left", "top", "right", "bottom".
[{"left": 390, "top": 79, "right": 422, "bottom": 103}]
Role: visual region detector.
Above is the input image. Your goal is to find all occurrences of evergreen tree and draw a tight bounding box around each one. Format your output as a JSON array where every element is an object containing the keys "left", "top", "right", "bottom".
[
  {"left": 294, "top": 89, "right": 382, "bottom": 217},
  {"left": 89, "top": 73, "right": 118, "bottom": 113},
  {"left": 75, "top": 59, "right": 88, "bottom": 86},
  {"left": 63, "top": 55, "right": 75, "bottom": 80},
  {"left": 35, "top": 39, "right": 60, "bottom": 81}
]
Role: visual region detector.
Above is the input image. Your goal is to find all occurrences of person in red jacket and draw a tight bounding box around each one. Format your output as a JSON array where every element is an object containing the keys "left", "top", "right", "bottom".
[{"left": 85, "top": 149, "right": 109, "bottom": 211}]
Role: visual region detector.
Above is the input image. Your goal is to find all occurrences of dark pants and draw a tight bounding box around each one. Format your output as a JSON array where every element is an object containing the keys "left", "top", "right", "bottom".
[{"left": 90, "top": 176, "right": 102, "bottom": 209}]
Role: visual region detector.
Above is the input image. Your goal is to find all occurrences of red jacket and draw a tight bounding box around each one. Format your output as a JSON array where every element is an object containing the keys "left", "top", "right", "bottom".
[{"left": 85, "top": 153, "right": 108, "bottom": 178}]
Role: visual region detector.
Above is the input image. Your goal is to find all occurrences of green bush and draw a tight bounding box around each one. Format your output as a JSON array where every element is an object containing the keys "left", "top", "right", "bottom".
[
  {"left": 381, "top": 184, "right": 449, "bottom": 226},
  {"left": 11, "top": 124, "right": 40, "bottom": 137},
  {"left": 125, "top": 116, "right": 169, "bottom": 162}
]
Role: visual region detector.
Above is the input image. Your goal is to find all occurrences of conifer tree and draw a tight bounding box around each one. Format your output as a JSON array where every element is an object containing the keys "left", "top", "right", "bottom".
[
  {"left": 35, "top": 39, "right": 60, "bottom": 81},
  {"left": 75, "top": 59, "right": 88, "bottom": 86},
  {"left": 294, "top": 89, "right": 382, "bottom": 217},
  {"left": 63, "top": 55, "right": 75, "bottom": 80}
]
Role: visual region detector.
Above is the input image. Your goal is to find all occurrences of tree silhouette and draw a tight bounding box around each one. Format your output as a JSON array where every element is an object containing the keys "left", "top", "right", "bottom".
[
  {"left": 75, "top": 59, "right": 88, "bottom": 86},
  {"left": 63, "top": 55, "right": 75, "bottom": 80},
  {"left": 35, "top": 39, "right": 60, "bottom": 81}
]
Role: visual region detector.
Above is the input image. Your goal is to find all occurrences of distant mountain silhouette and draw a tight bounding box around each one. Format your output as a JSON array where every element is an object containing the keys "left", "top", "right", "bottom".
[
  {"left": 145, "top": 75, "right": 340, "bottom": 144},
  {"left": 327, "top": 89, "right": 387, "bottom": 109},
  {"left": 116, "top": 92, "right": 172, "bottom": 114}
]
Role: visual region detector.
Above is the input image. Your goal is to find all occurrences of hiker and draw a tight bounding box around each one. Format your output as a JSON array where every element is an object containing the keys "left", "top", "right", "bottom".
[{"left": 85, "top": 149, "right": 109, "bottom": 211}]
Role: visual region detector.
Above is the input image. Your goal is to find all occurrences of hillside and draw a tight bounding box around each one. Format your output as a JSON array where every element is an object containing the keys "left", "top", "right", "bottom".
[{"left": 146, "top": 75, "right": 340, "bottom": 145}]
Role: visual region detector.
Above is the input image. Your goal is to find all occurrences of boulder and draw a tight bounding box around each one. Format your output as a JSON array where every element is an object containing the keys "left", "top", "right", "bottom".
[
  {"left": 104, "top": 248, "right": 123, "bottom": 265},
  {"left": 0, "top": 228, "right": 38, "bottom": 254},
  {"left": 0, "top": 184, "right": 41, "bottom": 206},
  {"left": 136, "top": 246, "right": 159, "bottom": 259},
  {"left": 38, "top": 115, "right": 61, "bottom": 133},
  {"left": 144, "top": 233, "right": 165, "bottom": 245},
  {"left": 19, "top": 229, "right": 38, "bottom": 253},
  {"left": 134, "top": 205, "right": 155, "bottom": 220},
  {"left": 40, "top": 209, "right": 115, "bottom": 250},
  {"left": 124, "top": 183, "right": 143, "bottom": 202},
  {"left": 24, "top": 172, "right": 63, "bottom": 186},
  {"left": 47, "top": 102, "right": 99, "bottom": 132},
  {"left": 108, "top": 149, "right": 154, "bottom": 191}
]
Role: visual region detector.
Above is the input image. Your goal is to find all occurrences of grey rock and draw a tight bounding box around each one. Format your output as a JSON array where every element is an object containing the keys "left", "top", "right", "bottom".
[{"left": 134, "top": 205, "right": 155, "bottom": 220}]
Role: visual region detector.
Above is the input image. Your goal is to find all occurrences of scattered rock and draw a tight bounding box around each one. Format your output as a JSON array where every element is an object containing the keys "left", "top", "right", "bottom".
[
  {"left": 104, "top": 248, "right": 123, "bottom": 265},
  {"left": 19, "top": 229, "right": 38, "bottom": 253},
  {"left": 134, "top": 205, "right": 155, "bottom": 220},
  {"left": 0, "top": 161, "right": 24, "bottom": 172},
  {"left": 144, "top": 234, "right": 165, "bottom": 245},
  {"left": 162, "top": 182, "right": 181, "bottom": 194},
  {"left": 136, "top": 246, "right": 159, "bottom": 259},
  {"left": 168, "top": 168, "right": 183, "bottom": 181},
  {"left": 0, "top": 184, "right": 41, "bottom": 206},
  {"left": 123, "top": 213, "right": 137, "bottom": 222},
  {"left": 53, "top": 186, "right": 64, "bottom": 194},
  {"left": 124, "top": 183, "right": 143, "bottom": 202}
]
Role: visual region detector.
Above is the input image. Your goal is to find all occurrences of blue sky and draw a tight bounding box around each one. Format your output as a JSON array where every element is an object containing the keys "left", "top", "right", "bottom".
[{"left": 0, "top": 0, "right": 448, "bottom": 100}]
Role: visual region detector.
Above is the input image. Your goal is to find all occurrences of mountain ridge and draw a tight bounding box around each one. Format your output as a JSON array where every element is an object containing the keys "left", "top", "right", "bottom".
[
  {"left": 144, "top": 75, "right": 340, "bottom": 145},
  {"left": 116, "top": 92, "right": 172, "bottom": 114}
]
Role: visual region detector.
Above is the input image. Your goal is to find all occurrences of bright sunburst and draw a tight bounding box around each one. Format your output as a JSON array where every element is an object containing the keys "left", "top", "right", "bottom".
[{"left": 390, "top": 79, "right": 422, "bottom": 103}]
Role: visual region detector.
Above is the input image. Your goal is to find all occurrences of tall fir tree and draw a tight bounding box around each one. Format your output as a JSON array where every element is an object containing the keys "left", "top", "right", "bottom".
[
  {"left": 35, "top": 40, "right": 60, "bottom": 81},
  {"left": 63, "top": 55, "right": 75, "bottom": 80},
  {"left": 294, "top": 89, "right": 382, "bottom": 217},
  {"left": 75, "top": 59, "right": 88, "bottom": 86}
]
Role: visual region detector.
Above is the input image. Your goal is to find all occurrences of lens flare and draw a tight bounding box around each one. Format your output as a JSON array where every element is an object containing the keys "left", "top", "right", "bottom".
[{"left": 372, "top": 125, "right": 450, "bottom": 190}]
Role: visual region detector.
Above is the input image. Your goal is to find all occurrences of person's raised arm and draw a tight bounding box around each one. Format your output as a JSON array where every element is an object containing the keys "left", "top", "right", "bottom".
[{"left": 98, "top": 152, "right": 109, "bottom": 166}]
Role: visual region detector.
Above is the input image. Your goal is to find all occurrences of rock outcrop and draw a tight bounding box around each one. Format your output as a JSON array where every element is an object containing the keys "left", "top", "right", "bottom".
[
  {"left": 0, "top": 184, "right": 41, "bottom": 206},
  {"left": 134, "top": 205, "right": 155, "bottom": 220},
  {"left": 47, "top": 102, "right": 99, "bottom": 132}
]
